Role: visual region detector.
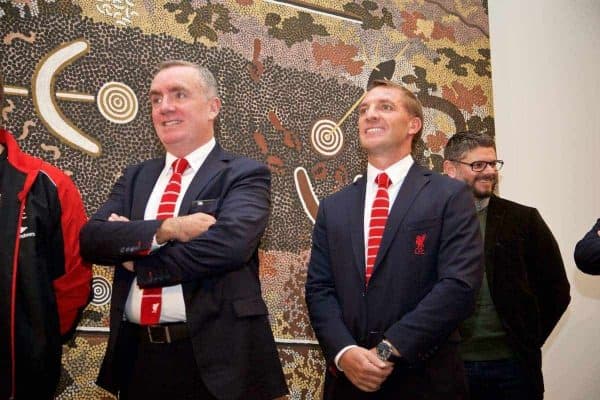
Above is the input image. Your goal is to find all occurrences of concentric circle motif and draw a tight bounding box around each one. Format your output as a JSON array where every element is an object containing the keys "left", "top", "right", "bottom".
[
  {"left": 310, "top": 119, "right": 344, "bottom": 157},
  {"left": 97, "top": 81, "right": 138, "bottom": 124},
  {"left": 91, "top": 276, "right": 112, "bottom": 306}
]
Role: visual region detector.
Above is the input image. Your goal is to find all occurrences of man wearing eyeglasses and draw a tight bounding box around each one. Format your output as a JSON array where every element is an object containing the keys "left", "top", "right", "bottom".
[{"left": 443, "top": 131, "right": 570, "bottom": 400}]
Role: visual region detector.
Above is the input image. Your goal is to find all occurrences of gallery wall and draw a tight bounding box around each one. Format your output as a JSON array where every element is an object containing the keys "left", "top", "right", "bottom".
[{"left": 489, "top": 1, "right": 600, "bottom": 399}]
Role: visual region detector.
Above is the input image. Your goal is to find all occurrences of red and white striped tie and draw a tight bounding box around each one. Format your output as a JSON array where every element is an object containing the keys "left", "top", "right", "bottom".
[
  {"left": 140, "top": 158, "right": 189, "bottom": 325},
  {"left": 365, "top": 172, "right": 391, "bottom": 286}
]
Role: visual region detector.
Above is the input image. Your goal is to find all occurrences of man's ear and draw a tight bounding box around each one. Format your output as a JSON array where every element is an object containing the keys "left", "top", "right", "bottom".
[
  {"left": 408, "top": 117, "right": 422, "bottom": 135},
  {"left": 209, "top": 97, "right": 221, "bottom": 120},
  {"left": 443, "top": 160, "right": 457, "bottom": 177}
]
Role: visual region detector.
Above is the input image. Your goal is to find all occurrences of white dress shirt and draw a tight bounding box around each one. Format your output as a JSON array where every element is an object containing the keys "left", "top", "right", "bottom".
[
  {"left": 363, "top": 155, "right": 414, "bottom": 261},
  {"left": 335, "top": 154, "right": 414, "bottom": 369},
  {"left": 124, "top": 138, "right": 216, "bottom": 323}
]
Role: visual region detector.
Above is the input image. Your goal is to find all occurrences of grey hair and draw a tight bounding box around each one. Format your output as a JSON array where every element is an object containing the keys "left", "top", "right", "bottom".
[{"left": 156, "top": 60, "right": 219, "bottom": 98}]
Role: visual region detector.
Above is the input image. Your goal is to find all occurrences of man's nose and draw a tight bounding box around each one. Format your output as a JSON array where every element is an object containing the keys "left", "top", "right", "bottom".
[
  {"left": 159, "top": 97, "right": 175, "bottom": 112},
  {"left": 363, "top": 106, "right": 378, "bottom": 120}
]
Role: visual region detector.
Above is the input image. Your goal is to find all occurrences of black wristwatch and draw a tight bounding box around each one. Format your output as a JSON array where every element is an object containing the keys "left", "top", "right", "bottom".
[{"left": 376, "top": 340, "right": 402, "bottom": 363}]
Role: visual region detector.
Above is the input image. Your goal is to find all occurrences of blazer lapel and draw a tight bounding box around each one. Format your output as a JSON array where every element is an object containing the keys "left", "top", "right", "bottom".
[
  {"left": 349, "top": 177, "right": 368, "bottom": 284},
  {"left": 374, "top": 163, "right": 430, "bottom": 270},
  {"left": 484, "top": 195, "right": 505, "bottom": 289},
  {"left": 179, "top": 143, "right": 230, "bottom": 215},
  {"left": 131, "top": 159, "right": 164, "bottom": 220}
]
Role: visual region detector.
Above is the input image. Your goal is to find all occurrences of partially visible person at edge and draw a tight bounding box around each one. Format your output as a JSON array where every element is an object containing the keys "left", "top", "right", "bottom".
[
  {"left": 574, "top": 219, "right": 600, "bottom": 275},
  {"left": 306, "top": 79, "right": 483, "bottom": 399},
  {"left": 443, "top": 131, "right": 571, "bottom": 400},
  {"left": 0, "top": 71, "right": 93, "bottom": 399}
]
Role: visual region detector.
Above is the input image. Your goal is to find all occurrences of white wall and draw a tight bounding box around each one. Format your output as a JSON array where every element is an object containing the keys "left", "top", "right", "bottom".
[{"left": 488, "top": 1, "right": 600, "bottom": 399}]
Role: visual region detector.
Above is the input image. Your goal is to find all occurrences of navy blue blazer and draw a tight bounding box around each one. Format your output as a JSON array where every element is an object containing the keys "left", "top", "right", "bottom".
[
  {"left": 306, "top": 162, "right": 483, "bottom": 398},
  {"left": 80, "top": 144, "right": 287, "bottom": 399}
]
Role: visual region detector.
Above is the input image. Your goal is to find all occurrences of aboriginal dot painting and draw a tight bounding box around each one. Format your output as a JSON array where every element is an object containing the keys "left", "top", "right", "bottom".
[{"left": 1, "top": 1, "right": 493, "bottom": 398}]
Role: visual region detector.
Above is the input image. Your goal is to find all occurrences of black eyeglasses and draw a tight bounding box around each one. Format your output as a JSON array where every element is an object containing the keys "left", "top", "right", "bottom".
[{"left": 451, "top": 160, "right": 504, "bottom": 172}]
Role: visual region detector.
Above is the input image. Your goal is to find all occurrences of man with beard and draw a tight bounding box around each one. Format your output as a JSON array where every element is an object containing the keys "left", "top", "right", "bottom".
[{"left": 443, "top": 131, "right": 570, "bottom": 400}]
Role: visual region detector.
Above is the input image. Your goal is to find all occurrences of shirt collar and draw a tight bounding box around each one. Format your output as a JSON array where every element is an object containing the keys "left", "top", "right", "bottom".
[
  {"left": 367, "top": 154, "right": 414, "bottom": 187},
  {"left": 164, "top": 137, "right": 216, "bottom": 175},
  {"left": 475, "top": 196, "right": 490, "bottom": 212}
]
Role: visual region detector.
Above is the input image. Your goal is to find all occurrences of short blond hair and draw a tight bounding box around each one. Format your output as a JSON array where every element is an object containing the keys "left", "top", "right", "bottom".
[{"left": 367, "top": 79, "right": 424, "bottom": 152}]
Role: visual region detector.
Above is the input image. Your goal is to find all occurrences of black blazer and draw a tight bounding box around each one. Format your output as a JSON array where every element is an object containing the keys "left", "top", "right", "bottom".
[
  {"left": 574, "top": 218, "right": 600, "bottom": 275},
  {"left": 306, "top": 163, "right": 484, "bottom": 399},
  {"left": 80, "top": 144, "right": 287, "bottom": 399},
  {"left": 482, "top": 195, "right": 570, "bottom": 399}
]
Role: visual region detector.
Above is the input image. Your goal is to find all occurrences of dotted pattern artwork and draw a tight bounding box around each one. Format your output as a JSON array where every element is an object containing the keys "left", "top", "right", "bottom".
[{"left": 0, "top": 1, "right": 493, "bottom": 398}]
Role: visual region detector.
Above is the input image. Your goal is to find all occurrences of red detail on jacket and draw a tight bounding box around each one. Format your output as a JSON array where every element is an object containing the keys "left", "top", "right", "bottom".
[
  {"left": 1, "top": 128, "right": 92, "bottom": 398},
  {"left": 414, "top": 233, "right": 426, "bottom": 255}
]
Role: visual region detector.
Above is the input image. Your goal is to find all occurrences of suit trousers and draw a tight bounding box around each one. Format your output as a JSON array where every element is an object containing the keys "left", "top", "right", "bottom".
[
  {"left": 118, "top": 322, "right": 217, "bottom": 400},
  {"left": 464, "top": 358, "right": 535, "bottom": 400}
]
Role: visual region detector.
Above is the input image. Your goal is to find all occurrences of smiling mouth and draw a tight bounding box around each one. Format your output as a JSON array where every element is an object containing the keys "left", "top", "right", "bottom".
[
  {"left": 163, "top": 120, "right": 181, "bottom": 126},
  {"left": 365, "top": 127, "right": 384, "bottom": 134}
]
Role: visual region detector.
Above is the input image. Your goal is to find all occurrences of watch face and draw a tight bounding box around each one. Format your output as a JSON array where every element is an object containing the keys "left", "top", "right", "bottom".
[{"left": 377, "top": 342, "right": 391, "bottom": 361}]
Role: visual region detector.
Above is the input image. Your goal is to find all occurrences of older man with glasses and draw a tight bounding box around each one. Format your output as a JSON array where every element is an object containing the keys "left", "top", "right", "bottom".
[{"left": 442, "top": 131, "right": 570, "bottom": 400}]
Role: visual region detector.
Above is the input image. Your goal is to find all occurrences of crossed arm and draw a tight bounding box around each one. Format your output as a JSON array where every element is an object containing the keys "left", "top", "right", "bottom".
[
  {"left": 105, "top": 212, "right": 216, "bottom": 271},
  {"left": 80, "top": 161, "right": 271, "bottom": 286}
]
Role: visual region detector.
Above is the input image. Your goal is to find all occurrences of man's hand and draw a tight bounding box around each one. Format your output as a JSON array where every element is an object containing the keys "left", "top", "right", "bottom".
[
  {"left": 338, "top": 347, "right": 393, "bottom": 392},
  {"left": 156, "top": 212, "right": 216, "bottom": 244},
  {"left": 121, "top": 261, "right": 134, "bottom": 272},
  {"left": 108, "top": 213, "right": 129, "bottom": 222},
  {"left": 106, "top": 215, "right": 135, "bottom": 271}
]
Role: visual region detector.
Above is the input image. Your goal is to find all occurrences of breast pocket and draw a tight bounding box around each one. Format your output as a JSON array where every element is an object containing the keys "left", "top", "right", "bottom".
[
  {"left": 404, "top": 217, "right": 441, "bottom": 231},
  {"left": 402, "top": 217, "right": 441, "bottom": 260},
  {"left": 189, "top": 198, "right": 219, "bottom": 216}
]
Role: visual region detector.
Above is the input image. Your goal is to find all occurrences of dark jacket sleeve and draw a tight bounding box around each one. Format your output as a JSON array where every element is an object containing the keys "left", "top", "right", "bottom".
[
  {"left": 527, "top": 209, "right": 570, "bottom": 342},
  {"left": 134, "top": 161, "right": 271, "bottom": 287},
  {"left": 80, "top": 165, "right": 162, "bottom": 265},
  {"left": 305, "top": 201, "right": 359, "bottom": 362},
  {"left": 384, "top": 183, "right": 483, "bottom": 362},
  {"left": 574, "top": 219, "right": 600, "bottom": 275}
]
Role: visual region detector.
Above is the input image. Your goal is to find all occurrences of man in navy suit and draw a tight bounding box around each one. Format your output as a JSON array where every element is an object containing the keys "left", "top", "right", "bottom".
[
  {"left": 80, "top": 61, "right": 287, "bottom": 400},
  {"left": 305, "top": 80, "right": 483, "bottom": 399}
]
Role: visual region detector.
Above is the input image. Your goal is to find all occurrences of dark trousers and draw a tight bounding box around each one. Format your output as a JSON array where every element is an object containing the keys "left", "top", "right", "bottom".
[
  {"left": 464, "top": 359, "right": 535, "bottom": 400},
  {"left": 118, "top": 324, "right": 217, "bottom": 400}
]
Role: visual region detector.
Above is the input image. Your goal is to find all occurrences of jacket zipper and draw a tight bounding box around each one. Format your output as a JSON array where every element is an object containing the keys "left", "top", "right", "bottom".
[{"left": 9, "top": 200, "right": 25, "bottom": 400}]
